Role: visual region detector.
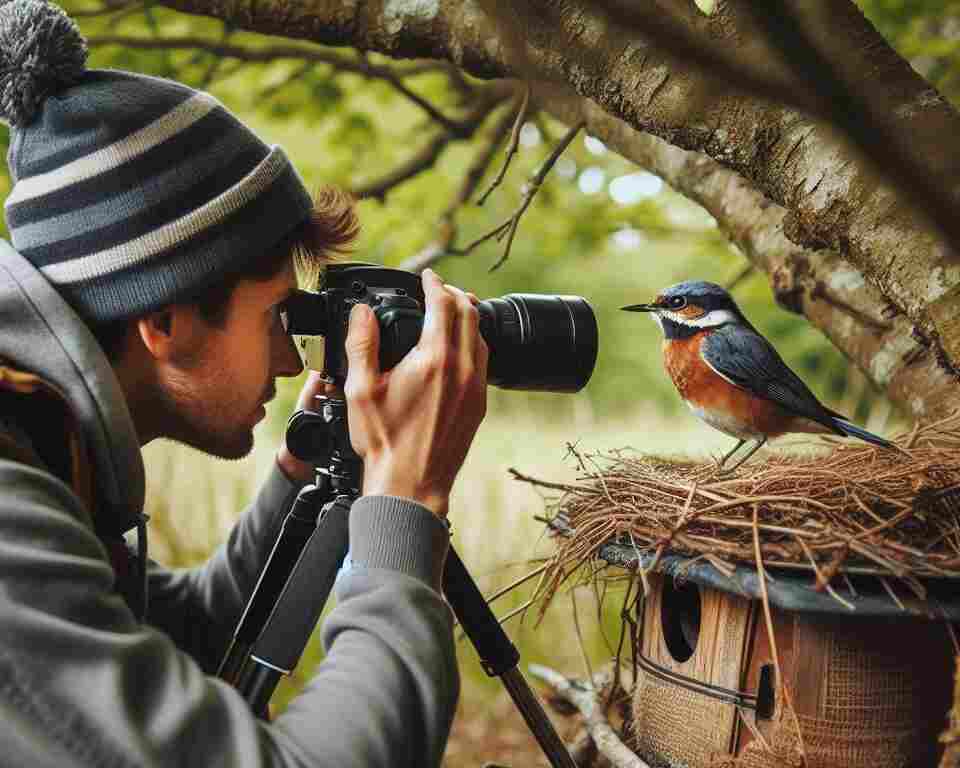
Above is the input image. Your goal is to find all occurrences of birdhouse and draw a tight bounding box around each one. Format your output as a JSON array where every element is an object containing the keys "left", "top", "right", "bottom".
[
  {"left": 619, "top": 555, "right": 959, "bottom": 768},
  {"left": 533, "top": 421, "right": 960, "bottom": 767}
]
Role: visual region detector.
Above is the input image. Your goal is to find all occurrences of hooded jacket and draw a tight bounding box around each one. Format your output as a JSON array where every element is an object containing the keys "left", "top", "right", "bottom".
[{"left": 0, "top": 239, "right": 459, "bottom": 767}]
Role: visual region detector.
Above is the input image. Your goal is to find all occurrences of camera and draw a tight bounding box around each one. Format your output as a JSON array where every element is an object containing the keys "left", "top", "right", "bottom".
[{"left": 280, "top": 262, "right": 598, "bottom": 392}]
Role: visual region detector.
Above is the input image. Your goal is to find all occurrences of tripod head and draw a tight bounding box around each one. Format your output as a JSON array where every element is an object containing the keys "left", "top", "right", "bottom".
[{"left": 285, "top": 396, "right": 362, "bottom": 498}]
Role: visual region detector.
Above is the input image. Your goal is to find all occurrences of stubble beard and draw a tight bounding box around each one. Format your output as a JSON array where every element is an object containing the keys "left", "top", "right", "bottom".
[{"left": 154, "top": 381, "right": 256, "bottom": 460}]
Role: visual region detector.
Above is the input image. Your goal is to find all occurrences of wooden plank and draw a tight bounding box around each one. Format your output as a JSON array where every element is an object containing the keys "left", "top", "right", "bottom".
[{"left": 792, "top": 614, "right": 830, "bottom": 717}]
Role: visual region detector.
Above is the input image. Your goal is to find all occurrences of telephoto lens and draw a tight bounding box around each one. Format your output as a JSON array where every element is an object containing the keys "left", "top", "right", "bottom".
[{"left": 477, "top": 294, "right": 597, "bottom": 392}]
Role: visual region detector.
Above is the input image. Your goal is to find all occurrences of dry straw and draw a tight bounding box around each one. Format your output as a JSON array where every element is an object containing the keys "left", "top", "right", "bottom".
[{"left": 517, "top": 411, "right": 960, "bottom": 614}]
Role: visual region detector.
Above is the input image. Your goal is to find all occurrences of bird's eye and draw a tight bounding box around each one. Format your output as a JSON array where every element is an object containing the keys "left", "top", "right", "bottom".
[{"left": 668, "top": 296, "right": 687, "bottom": 309}]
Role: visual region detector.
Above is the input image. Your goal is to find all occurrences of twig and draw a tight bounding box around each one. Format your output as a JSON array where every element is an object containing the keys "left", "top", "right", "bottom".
[
  {"left": 87, "top": 36, "right": 455, "bottom": 125},
  {"left": 256, "top": 61, "right": 313, "bottom": 103},
  {"left": 400, "top": 102, "right": 517, "bottom": 272},
  {"left": 477, "top": 82, "right": 531, "bottom": 205},
  {"left": 485, "top": 562, "right": 550, "bottom": 606},
  {"left": 353, "top": 84, "right": 511, "bottom": 201},
  {"left": 796, "top": 536, "right": 855, "bottom": 610},
  {"left": 879, "top": 576, "right": 906, "bottom": 611},
  {"left": 753, "top": 505, "right": 807, "bottom": 764},
  {"left": 452, "top": 120, "right": 585, "bottom": 271},
  {"left": 737, "top": 706, "right": 772, "bottom": 753},
  {"left": 570, "top": 587, "right": 595, "bottom": 685},
  {"left": 69, "top": 0, "right": 139, "bottom": 17},
  {"left": 497, "top": 597, "right": 536, "bottom": 626},
  {"left": 529, "top": 664, "right": 650, "bottom": 768},
  {"left": 509, "top": 467, "right": 585, "bottom": 494}
]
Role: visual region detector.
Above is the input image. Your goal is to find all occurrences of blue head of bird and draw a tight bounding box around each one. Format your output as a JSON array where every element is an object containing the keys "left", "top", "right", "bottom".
[{"left": 620, "top": 281, "right": 751, "bottom": 339}]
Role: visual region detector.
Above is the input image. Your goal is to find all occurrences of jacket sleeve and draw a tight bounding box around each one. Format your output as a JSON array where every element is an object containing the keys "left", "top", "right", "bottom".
[
  {"left": 0, "top": 459, "right": 459, "bottom": 768},
  {"left": 146, "top": 462, "right": 303, "bottom": 672}
]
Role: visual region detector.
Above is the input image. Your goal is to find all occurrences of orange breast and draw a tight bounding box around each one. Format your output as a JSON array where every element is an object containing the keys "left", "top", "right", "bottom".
[{"left": 663, "top": 334, "right": 793, "bottom": 438}]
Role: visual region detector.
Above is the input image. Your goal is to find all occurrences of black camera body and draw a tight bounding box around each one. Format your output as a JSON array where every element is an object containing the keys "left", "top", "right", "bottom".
[{"left": 281, "top": 262, "right": 598, "bottom": 392}]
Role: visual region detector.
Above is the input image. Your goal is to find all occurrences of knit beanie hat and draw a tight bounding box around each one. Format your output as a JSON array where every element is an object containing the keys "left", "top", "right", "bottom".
[{"left": 0, "top": 0, "right": 313, "bottom": 325}]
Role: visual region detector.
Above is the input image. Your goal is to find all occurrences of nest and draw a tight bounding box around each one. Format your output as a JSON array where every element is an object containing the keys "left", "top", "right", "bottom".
[{"left": 520, "top": 412, "right": 960, "bottom": 611}]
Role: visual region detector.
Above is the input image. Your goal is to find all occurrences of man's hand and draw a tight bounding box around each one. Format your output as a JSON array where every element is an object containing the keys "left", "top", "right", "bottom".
[{"left": 344, "top": 268, "right": 488, "bottom": 518}]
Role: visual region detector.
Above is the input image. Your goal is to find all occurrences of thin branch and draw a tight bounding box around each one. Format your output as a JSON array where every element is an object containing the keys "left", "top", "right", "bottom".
[
  {"left": 570, "top": 587, "right": 595, "bottom": 685},
  {"left": 197, "top": 22, "right": 236, "bottom": 89},
  {"left": 529, "top": 663, "right": 649, "bottom": 768},
  {"left": 400, "top": 101, "right": 517, "bottom": 272},
  {"left": 69, "top": 1, "right": 140, "bottom": 17},
  {"left": 477, "top": 82, "right": 530, "bottom": 205},
  {"left": 355, "top": 51, "right": 463, "bottom": 134},
  {"left": 752, "top": 504, "right": 807, "bottom": 764},
  {"left": 256, "top": 61, "right": 313, "bottom": 102},
  {"left": 353, "top": 85, "right": 510, "bottom": 202},
  {"left": 453, "top": 120, "right": 585, "bottom": 271},
  {"left": 485, "top": 562, "right": 550, "bottom": 606},
  {"left": 497, "top": 597, "right": 536, "bottom": 625},
  {"left": 87, "top": 35, "right": 460, "bottom": 129},
  {"left": 354, "top": 133, "right": 451, "bottom": 202}
]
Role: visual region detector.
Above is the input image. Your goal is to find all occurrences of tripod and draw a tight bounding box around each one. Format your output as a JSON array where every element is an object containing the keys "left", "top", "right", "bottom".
[{"left": 218, "top": 395, "right": 576, "bottom": 768}]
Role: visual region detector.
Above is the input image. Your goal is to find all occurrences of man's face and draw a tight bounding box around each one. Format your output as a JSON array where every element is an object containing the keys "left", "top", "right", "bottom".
[{"left": 158, "top": 262, "right": 303, "bottom": 459}]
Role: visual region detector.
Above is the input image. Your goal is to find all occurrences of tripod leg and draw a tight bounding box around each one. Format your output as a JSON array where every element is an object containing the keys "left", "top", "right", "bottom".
[{"left": 443, "top": 547, "right": 577, "bottom": 768}]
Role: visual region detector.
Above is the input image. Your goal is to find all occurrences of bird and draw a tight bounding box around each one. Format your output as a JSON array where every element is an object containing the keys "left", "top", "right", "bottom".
[{"left": 621, "top": 280, "right": 894, "bottom": 473}]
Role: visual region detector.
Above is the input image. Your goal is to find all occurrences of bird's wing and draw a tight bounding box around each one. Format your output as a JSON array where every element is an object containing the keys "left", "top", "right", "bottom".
[{"left": 700, "top": 325, "right": 842, "bottom": 433}]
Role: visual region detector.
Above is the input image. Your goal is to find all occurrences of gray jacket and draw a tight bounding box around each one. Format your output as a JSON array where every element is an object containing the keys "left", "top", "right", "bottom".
[{"left": 0, "top": 240, "right": 459, "bottom": 767}]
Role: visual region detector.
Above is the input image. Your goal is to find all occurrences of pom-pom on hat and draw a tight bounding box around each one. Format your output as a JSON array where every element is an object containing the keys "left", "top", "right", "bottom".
[{"left": 0, "top": 0, "right": 312, "bottom": 325}]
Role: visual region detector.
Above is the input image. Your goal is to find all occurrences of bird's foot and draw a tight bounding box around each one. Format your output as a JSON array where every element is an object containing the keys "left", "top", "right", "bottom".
[{"left": 713, "top": 464, "right": 739, "bottom": 480}]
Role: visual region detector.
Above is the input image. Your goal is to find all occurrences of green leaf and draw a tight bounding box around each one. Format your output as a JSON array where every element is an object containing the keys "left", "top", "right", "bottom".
[{"left": 694, "top": 0, "right": 717, "bottom": 15}]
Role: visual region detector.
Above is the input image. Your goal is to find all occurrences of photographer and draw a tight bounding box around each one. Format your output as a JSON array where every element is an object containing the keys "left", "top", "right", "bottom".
[{"left": 0, "top": 1, "right": 486, "bottom": 766}]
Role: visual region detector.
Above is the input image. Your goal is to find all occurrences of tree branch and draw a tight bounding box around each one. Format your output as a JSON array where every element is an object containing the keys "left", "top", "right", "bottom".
[
  {"left": 529, "top": 663, "right": 647, "bottom": 768},
  {"left": 477, "top": 82, "right": 530, "bottom": 206},
  {"left": 400, "top": 99, "right": 518, "bottom": 272},
  {"left": 88, "top": 35, "right": 461, "bottom": 128},
  {"left": 452, "top": 120, "right": 583, "bottom": 271},
  {"left": 351, "top": 82, "right": 513, "bottom": 202}
]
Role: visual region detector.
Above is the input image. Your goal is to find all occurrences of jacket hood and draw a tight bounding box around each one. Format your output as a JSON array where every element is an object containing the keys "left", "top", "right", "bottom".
[{"left": 0, "top": 239, "right": 145, "bottom": 528}]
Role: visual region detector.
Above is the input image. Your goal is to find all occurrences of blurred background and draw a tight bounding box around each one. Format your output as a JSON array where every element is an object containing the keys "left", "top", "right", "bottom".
[{"left": 16, "top": 0, "right": 956, "bottom": 762}]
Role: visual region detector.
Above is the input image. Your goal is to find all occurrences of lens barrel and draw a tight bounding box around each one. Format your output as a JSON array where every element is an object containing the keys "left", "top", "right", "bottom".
[
  {"left": 282, "top": 264, "right": 599, "bottom": 393},
  {"left": 478, "top": 294, "right": 598, "bottom": 392}
]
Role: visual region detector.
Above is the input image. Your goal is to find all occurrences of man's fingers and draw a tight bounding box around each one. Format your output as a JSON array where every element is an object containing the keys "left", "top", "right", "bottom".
[
  {"left": 445, "top": 284, "right": 484, "bottom": 374},
  {"left": 419, "top": 268, "right": 457, "bottom": 350},
  {"left": 344, "top": 303, "right": 380, "bottom": 399},
  {"left": 295, "top": 370, "right": 342, "bottom": 410}
]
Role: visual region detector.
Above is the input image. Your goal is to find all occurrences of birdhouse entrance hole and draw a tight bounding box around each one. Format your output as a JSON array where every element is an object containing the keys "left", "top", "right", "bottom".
[{"left": 660, "top": 580, "right": 700, "bottom": 662}]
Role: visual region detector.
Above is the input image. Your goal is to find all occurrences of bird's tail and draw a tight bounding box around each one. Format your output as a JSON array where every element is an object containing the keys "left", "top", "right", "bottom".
[{"left": 831, "top": 418, "right": 895, "bottom": 448}]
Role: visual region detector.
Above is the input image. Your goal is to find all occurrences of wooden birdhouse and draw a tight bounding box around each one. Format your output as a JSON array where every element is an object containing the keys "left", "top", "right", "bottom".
[
  {"left": 622, "top": 557, "right": 958, "bottom": 768},
  {"left": 534, "top": 422, "right": 960, "bottom": 768}
]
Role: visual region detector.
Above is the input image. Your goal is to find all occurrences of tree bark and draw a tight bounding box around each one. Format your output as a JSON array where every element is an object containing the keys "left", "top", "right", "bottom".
[{"left": 155, "top": 0, "right": 960, "bottom": 412}]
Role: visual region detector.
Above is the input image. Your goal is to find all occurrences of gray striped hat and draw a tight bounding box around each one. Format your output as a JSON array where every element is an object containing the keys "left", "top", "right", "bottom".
[{"left": 0, "top": 0, "right": 313, "bottom": 324}]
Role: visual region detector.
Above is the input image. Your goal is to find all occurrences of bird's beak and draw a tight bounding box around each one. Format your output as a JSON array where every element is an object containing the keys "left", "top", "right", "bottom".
[{"left": 620, "top": 302, "right": 657, "bottom": 312}]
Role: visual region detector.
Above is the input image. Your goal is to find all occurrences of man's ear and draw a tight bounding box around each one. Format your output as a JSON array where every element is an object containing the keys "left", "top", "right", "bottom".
[{"left": 136, "top": 305, "right": 197, "bottom": 363}]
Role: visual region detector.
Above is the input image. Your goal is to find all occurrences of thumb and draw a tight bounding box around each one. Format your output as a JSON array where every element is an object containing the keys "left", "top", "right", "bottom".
[{"left": 345, "top": 303, "right": 380, "bottom": 381}]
